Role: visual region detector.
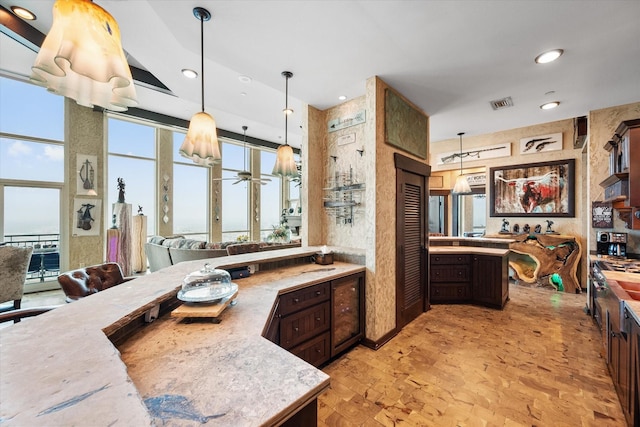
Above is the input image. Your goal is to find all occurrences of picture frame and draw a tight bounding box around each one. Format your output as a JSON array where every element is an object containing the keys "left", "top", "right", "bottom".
[
  {"left": 489, "top": 159, "right": 575, "bottom": 217},
  {"left": 384, "top": 88, "right": 428, "bottom": 159}
]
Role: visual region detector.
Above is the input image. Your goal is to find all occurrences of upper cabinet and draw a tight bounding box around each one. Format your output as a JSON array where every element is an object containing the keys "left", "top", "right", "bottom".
[{"left": 600, "top": 119, "right": 640, "bottom": 229}]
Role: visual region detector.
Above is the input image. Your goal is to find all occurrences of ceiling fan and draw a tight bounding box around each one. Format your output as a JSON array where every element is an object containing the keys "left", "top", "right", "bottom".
[{"left": 214, "top": 126, "right": 272, "bottom": 185}]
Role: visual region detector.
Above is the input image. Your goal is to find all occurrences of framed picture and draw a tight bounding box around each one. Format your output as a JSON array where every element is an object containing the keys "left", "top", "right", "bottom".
[
  {"left": 518, "top": 133, "right": 562, "bottom": 155},
  {"left": 384, "top": 89, "right": 428, "bottom": 159},
  {"left": 490, "top": 159, "right": 575, "bottom": 217},
  {"left": 72, "top": 198, "right": 101, "bottom": 236},
  {"left": 592, "top": 201, "right": 613, "bottom": 228}
]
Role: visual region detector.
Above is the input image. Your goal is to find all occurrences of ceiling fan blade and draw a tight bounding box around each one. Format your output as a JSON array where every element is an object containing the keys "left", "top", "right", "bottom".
[{"left": 232, "top": 180, "right": 242, "bottom": 185}]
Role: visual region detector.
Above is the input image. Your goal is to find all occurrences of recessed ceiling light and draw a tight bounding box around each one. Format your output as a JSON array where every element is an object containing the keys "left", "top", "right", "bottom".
[
  {"left": 11, "top": 6, "right": 36, "bottom": 20},
  {"left": 181, "top": 68, "right": 197, "bottom": 79},
  {"left": 338, "top": 95, "right": 347, "bottom": 101},
  {"left": 535, "top": 49, "right": 564, "bottom": 64},
  {"left": 240, "top": 92, "right": 247, "bottom": 96},
  {"left": 238, "top": 75, "right": 252, "bottom": 84},
  {"left": 540, "top": 101, "right": 560, "bottom": 110}
]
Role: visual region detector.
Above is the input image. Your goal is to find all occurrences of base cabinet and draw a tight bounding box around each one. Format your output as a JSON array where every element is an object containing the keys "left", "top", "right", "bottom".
[
  {"left": 265, "top": 272, "right": 365, "bottom": 367},
  {"left": 430, "top": 252, "right": 508, "bottom": 309}
]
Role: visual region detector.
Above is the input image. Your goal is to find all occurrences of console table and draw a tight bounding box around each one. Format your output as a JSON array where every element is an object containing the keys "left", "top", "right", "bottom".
[{"left": 490, "top": 234, "right": 582, "bottom": 293}]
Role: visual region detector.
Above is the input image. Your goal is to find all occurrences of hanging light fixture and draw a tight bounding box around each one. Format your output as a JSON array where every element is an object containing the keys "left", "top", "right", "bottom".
[
  {"left": 178, "top": 6, "right": 221, "bottom": 166},
  {"left": 30, "top": 0, "right": 137, "bottom": 112},
  {"left": 272, "top": 71, "right": 299, "bottom": 179},
  {"left": 452, "top": 132, "right": 472, "bottom": 194}
]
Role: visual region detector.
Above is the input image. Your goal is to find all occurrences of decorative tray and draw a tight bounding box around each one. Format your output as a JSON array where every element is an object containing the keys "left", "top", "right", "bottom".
[{"left": 177, "top": 282, "right": 238, "bottom": 303}]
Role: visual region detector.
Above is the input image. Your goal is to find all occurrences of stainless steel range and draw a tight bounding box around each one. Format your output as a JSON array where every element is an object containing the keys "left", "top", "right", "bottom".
[{"left": 590, "top": 257, "right": 640, "bottom": 331}]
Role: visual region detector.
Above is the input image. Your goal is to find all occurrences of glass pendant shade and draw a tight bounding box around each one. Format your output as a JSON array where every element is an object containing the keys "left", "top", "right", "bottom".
[
  {"left": 272, "top": 144, "right": 298, "bottom": 177},
  {"left": 179, "top": 112, "right": 221, "bottom": 166},
  {"left": 452, "top": 175, "right": 472, "bottom": 194},
  {"left": 452, "top": 131, "right": 472, "bottom": 194},
  {"left": 30, "top": 0, "right": 137, "bottom": 112}
]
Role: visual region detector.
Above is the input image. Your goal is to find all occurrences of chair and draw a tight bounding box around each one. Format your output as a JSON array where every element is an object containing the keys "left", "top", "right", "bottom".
[
  {"left": 57, "top": 262, "right": 133, "bottom": 302},
  {"left": 0, "top": 306, "right": 59, "bottom": 324},
  {"left": 226, "top": 243, "right": 261, "bottom": 256},
  {"left": 0, "top": 246, "right": 34, "bottom": 321}
]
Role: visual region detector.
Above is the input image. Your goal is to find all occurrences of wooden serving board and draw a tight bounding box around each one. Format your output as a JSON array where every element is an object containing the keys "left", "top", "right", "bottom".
[{"left": 171, "top": 290, "right": 238, "bottom": 320}]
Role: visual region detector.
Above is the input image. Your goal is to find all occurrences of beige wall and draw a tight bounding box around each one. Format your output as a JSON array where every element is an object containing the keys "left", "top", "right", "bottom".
[
  {"left": 430, "top": 118, "right": 587, "bottom": 284},
  {"left": 65, "top": 100, "right": 106, "bottom": 269},
  {"left": 303, "top": 76, "right": 430, "bottom": 342},
  {"left": 588, "top": 102, "right": 640, "bottom": 254}
]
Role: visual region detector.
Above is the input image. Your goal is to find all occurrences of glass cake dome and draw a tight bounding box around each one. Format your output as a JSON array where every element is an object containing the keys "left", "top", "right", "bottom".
[{"left": 177, "top": 263, "right": 238, "bottom": 303}]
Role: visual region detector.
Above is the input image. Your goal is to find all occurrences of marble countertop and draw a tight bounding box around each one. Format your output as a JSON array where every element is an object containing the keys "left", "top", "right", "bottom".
[
  {"left": 429, "top": 246, "right": 510, "bottom": 256},
  {"left": 0, "top": 247, "right": 364, "bottom": 426}
]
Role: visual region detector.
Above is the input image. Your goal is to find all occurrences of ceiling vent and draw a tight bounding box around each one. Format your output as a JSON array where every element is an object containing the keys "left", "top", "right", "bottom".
[{"left": 490, "top": 97, "right": 514, "bottom": 110}]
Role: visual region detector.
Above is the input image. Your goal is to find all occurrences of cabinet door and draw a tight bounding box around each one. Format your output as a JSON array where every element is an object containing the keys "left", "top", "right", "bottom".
[
  {"left": 472, "top": 255, "right": 508, "bottom": 308},
  {"left": 289, "top": 331, "right": 331, "bottom": 367},
  {"left": 331, "top": 273, "right": 365, "bottom": 357},
  {"left": 630, "top": 315, "right": 640, "bottom": 426},
  {"left": 279, "top": 282, "right": 330, "bottom": 316},
  {"left": 280, "top": 301, "right": 330, "bottom": 350}
]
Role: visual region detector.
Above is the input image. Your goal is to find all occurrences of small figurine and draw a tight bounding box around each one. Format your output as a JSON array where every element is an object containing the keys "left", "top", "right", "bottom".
[
  {"left": 523, "top": 224, "right": 530, "bottom": 234},
  {"left": 512, "top": 223, "right": 520, "bottom": 233},
  {"left": 534, "top": 224, "right": 542, "bottom": 234},
  {"left": 138, "top": 205, "right": 144, "bottom": 215},
  {"left": 500, "top": 218, "right": 510, "bottom": 233},
  {"left": 117, "top": 177, "right": 126, "bottom": 203},
  {"left": 545, "top": 219, "right": 555, "bottom": 234}
]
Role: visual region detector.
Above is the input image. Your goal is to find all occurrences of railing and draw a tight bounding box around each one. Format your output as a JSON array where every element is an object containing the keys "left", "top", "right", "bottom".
[{"left": 3, "top": 234, "right": 60, "bottom": 282}]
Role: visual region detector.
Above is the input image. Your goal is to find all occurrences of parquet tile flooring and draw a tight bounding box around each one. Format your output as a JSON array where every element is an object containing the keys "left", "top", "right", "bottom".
[{"left": 319, "top": 283, "right": 625, "bottom": 426}]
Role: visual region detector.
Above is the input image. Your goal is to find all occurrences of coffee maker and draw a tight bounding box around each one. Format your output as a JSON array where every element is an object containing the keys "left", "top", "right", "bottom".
[{"left": 596, "top": 231, "right": 627, "bottom": 257}]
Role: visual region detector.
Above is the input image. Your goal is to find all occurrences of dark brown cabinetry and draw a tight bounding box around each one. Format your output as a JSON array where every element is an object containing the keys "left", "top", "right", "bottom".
[
  {"left": 600, "top": 119, "right": 640, "bottom": 229},
  {"left": 265, "top": 272, "right": 365, "bottom": 367},
  {"left": 430, "top": 252, "right": 508, "bottom": 309},
  {"left": 472, "top": 254, "right": 509, "bottom": 308},
  {"left": 430, "top": 254, "right": 471, "bottom": 303}
]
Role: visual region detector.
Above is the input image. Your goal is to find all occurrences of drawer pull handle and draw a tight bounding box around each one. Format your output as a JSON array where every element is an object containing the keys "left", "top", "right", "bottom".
[
  {"left": 315, "top": 317, "right": 321, "bottom": 322},
  {"left": 316, "top": 349, "right": 321, "bottom": 353},
  {"left": 294, "top": 327, "right": 299, "bottom": 332},
  {"left": 293, "top": 298, "right": 299, "bottom": 303},
  {"left": 315, "top": 291, "right": 321, "bottom": 295}
]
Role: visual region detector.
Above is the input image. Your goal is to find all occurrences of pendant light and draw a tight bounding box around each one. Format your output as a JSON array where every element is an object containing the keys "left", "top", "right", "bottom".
[
  {"left": 452, "top": 132, "right": 472, "bottom": 194},
  {"left": 30, "top": 0, "right": 137, "bottom": 112},
  {"left": 178, "top": 7, "right": 221, "bottom": 166},
  {"left": 272, "top": 71, "right": 299, "bottom": 179}
]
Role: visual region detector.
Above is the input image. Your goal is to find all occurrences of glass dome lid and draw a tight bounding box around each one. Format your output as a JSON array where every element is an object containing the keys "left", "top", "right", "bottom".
[{"left": 178, "top": 263, "right": 238, "bottom": 303}]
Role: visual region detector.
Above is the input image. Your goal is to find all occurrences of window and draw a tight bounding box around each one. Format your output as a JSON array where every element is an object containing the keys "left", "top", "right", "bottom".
[
  {"left": 221, "top": 140, "right": 249, "bottom": 241},
  {"left": 260, "top": 150, "right": 281, "bottom": 239},
  {"left": 173, "top": 132, "right": 208, "bottom": 240},
  {"left": 0, "top": 75, "right": 64, "bottom": 291},
  {"left": 107, "top": 117, "right": 156, "bottom": 237},
  {"left": 452, "top": 188, "right": 486, "bottom": 237}
]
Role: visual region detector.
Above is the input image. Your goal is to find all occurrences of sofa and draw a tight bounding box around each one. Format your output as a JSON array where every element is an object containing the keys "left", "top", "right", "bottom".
[{"left": 144, "top": 236, "right": 301, "bottom": 272}]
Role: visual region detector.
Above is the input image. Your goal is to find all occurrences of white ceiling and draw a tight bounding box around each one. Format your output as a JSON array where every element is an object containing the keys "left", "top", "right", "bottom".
[{"left": 1, "top": 0, "right": 639, "bottom": 148}]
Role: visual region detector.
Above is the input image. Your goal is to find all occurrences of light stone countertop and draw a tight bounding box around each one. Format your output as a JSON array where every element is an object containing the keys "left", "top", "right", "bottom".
[
  {"left": 429, "top": 236, "right": 516, "bottom": 245},
  {"left": 429, "top": 246, "right": 510, "bottom": 256},
  {"left": 0, "top": 247, "right": 364, "bottom": 426}
]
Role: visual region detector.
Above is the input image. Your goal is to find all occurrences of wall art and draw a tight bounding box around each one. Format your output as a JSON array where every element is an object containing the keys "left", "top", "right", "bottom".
[
  {"left": 592, "top": 201, "right": 613, "bottom": 228},
  {"left": 434, "top": 142, "right": 511, "bottom": 167},
  {"left": 76, "top": 154, "right": 98, "bottom": 196},
  {"left": 519, "top": 132, "right": 562, "bottom": 154},
  {"left": 384, "top": 89, "right": 428, "bottom": 159},
  {"left": 490, "top": 159, "right": 575, "bottom": 217},
  {"left": 72, "top": 198, "right": 101, "bottom": 236}
]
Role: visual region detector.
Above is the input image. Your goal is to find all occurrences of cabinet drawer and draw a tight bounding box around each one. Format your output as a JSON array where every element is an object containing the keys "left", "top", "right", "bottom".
[
  {"left": 431, "top": 284, "right": 470, "bottom": 301},
  {"left": 280, "top": 301, "right": 330, "bottom": 349},
  {"left": 279, "top": 282, "right": 330, "bottom": 316},
  {"left": 431, "top": 265, "right": 470, "bottom": 282},
  {"left": 431, "top": 254, "right": 471, "bottom": 265},
  {"left": 289, "top": 331, "right": 331, "bottom": 367}
]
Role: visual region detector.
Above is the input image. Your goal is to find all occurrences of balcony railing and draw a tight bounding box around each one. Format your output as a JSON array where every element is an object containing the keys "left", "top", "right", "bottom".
[{"left": 3, "top": 234, "right": 60, "bottom": 282}]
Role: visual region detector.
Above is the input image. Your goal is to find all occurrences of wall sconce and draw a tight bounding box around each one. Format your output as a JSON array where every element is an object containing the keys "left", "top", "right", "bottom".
[{"left": 31, "top": 0, "right": 137, "bottom": 112}]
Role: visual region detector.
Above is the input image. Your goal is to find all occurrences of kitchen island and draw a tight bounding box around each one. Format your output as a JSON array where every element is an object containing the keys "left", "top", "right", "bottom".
[
  {"left": 0, "top": 247, "right": 364, "bottom": 426},
  {"left": 429, "top": 237, "right": 512, "bottom": 309}
]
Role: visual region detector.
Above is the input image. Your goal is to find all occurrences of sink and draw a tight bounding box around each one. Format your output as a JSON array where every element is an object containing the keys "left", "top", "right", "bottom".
[{"left": 617, "top": 280, "right": 640, "bottom": 292}]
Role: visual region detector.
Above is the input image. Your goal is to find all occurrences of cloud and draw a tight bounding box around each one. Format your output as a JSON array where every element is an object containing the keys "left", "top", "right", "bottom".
[
  {"left": 8, "top": 140, "right": 32, "bottom": 156},
  {"left": 43, "top": 145, "right": 64, "bottom": 161}
]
